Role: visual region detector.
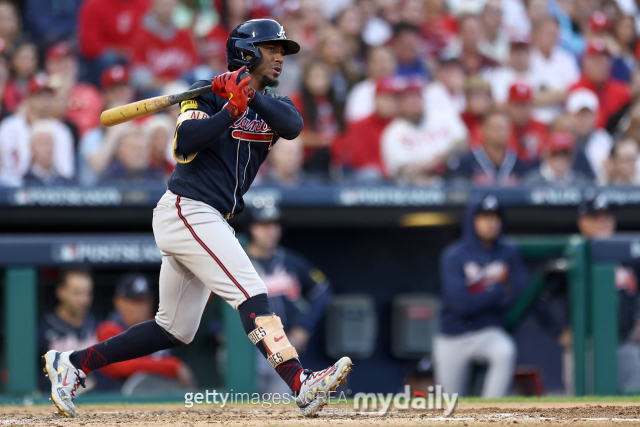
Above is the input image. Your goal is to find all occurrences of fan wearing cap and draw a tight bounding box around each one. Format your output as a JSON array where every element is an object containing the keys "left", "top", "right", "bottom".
[
  {"left": 76, "top": 66, "right": 136, "bottom": 186},
  {"left": 332, "top": 76, "right": 400, "bottom": 178},
  {"left": 381, "top": 77, "right": 468, "bottom": 185},
  {"left": 529, "top": 17, "right": 580, "bottom": 124},
  {"left": 45, "top": 42, "right": 104, "bottom": 138},
  {"left": 246, "top": 206, "right": 332, "bottom": 395},
  {"left": 434, "top": 194, "right": 528, "bottom": 398},
  {"left": 503, "top": 81, "right": 549, "bottom": 163},
  {"left": 569, "top": 38, "right": 632, "bottom": 130},
  {"left": 94, "top": 274, "right": 196, "bottom": 389},
  {"left": 521, "top": 132, "right": 591, "bottom": 187},
  {"left": 485, "top": 36, "right": 537, "bottom": 104},
  {"left": 569, "top": 195, "right": 640, "bottom": 392},
  {"left": 130, "top": 0, "right": 198, "bottom": 94},
  {"left": 565, "top": 88, "right": 613, "bottom": 182},
  {"left": 0, "top": 73, "right": 75, "bottom": 186},
  {"left": 345, "top": 46, "right": 397, "bottom": 123},
  {"left": 451, "top": 109, "right": 528, "bottom": 187}
]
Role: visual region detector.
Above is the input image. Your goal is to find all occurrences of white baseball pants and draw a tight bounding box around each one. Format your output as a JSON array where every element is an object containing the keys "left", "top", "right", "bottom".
[
  {"left": 433, "top": 326, "right": 516, "bottom": 398},
  {"left": 152, "top": 190, "right": 267, "bottom": 344}
]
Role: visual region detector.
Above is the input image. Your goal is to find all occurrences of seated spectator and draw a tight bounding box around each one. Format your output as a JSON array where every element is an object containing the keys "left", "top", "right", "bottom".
[
  {"left": 96, "top": 274, "right": 195, "bottom": 389},
  {"left": 264, "top": 137, "right": 305, "bottom": 186},
  {"left": 345, "top": 46, "right": 397, "bottom": 123},
  {"left": 46, "top": 42, "right": 104, "bottom": 138},
  {"left": 451, "top": 109, "right": 528, "bottom": 187},
  {"left": 390, "top": 22, "right": 430, "bottom": 79},
  {"left": 23, "top": 121, "right": 73, "bottom": 186},
  {"left": 358, "top": 0, "right": 393, "bottom": 47},
  {"left": 570, "top": 39, "right": 632, "bottom": 131},
  {"left": 333, "top": 77, "right": 399, "bottom": 179},
  {"left": 446, "top": 14, "right": 500, "bottom": 75},
  {"left": 144, "top": 114, "right": 175, "bottom": 178},
  {"left": 3, "top": 41, "right": 38, "bottom": 113},
  {"left": 460, "top": 76, "right": 493, "bottom": 136},
  {"left": 246, "top": 205, "right": 332, "bottom": 394},
  {"left": 0, "top": 1, "right": 21, "bottom": 53},
  {"left": 479, "top": 0, "right": 510, "bottom": 63},
  {"left": 504, "top": 82, "right": 548, "bottom": 163},
  {"left": 434, "top": 194, "right": 527, "bottom": 397},
  {"left": 421, "top": 0, "right": 457, "bottom": 57},
  {"left": 486, "top": 37, "right": 536, "bottom": 104},
  {"left": 526, "top": 0, "right": 550, "bottom": 24},
  {"left": 79, "top": 66, "right": 135, "bottom": 186},
  {"left": 602, "top": 138, "right": 640, "bottom": 186},
  {"left": 0, "top": 74, "right": 74, "bottom": 186},
  {"left": 549, "top": 0, "right": 586, "bottom": 56},
  {"left": 567, "top": 89, "right": 613, "bottom": 181},
  {"left": 77, "top": 0, "right": 150, "bottom": 68},
  {"left": 382, "top": 78, "right": 467, "bottom": 185},
  {"left": 315, "top": 26, "right": 362, "bottom": 102},
  {"left": 131, "top": 0, "right": 198, "bottom": 95},
  {"left": 38, "top": 268, "right": 97, "bottom": 392},
  {"left": 24, "top": 0, "right": 83, "bottom": 48},
  {"left": 529, "top": 16, "right": 580, "bottom": 124},
  {"left": 608, "top": 14, "right": 636, "bottom": 83},
  {"left": 335, "top": 5, "right": 366, "bottom": 63},
  {"left": 522, "top": 132, "right": 592, "bottom": 187},
  {"left": 100, "top": 129, "right": 165, "bottom": 183},
  {"left": 424, "top": 55, "right": 466, "bottom": 116},
  {"left": 291, "top": 60, "right": 345, "bottom": 174}
]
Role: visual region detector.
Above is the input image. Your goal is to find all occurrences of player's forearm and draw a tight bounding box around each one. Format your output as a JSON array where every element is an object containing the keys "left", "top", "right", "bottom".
[
  {"left": 250, "top": 93, "right": 304, "bottom": 139},
  {"left": 175, "top": 109, "right": 237, "bottom": 155}
]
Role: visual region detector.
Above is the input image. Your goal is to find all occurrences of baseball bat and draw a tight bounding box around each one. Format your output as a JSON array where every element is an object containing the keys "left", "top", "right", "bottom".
[{"left": 100, "top": 72, "right": 250, "bottom": 127}]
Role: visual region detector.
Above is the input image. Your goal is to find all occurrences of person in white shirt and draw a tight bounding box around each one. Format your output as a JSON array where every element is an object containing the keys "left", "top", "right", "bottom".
[
  {"left": 0, "top": 74, "right": 74, "bottom": 187},
  {"left": 529, "top": 16, "right": 580, "bottom": 123},
  {"left": 345, "top": 45, "right": 397, "bottom": 123},
  {"left": 479, "top": 0, "right": 510, "bottom": 63},
  {"left": 424, "top": 55, "right": 467, "bottom": 116},
  {"left": 382, "top": 78, "right": 468, "bottom": 185},
  {"left": 487, "top": 37, "right": 537, "bottom": 104},
  {"left": 566, "top": 89, "right": 613, "bottom": 182}
]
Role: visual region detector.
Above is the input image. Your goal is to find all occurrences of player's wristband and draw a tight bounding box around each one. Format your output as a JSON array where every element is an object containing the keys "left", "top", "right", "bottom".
[
  {"left": 246, "top": 87, "right": 256, "bottom": 103},
  {"left": 224, "top": 102, "right": 245, "bottom": 119}
]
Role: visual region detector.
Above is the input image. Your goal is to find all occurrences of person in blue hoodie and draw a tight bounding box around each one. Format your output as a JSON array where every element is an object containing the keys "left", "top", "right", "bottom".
[{"left": 433, "top": 194, "right": 528, "bottom": 398}]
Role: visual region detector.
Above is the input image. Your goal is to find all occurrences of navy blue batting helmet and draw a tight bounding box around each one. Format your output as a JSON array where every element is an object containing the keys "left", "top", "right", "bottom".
[{"left": 226, "top": 19, "right": 300, "bottom": 72}]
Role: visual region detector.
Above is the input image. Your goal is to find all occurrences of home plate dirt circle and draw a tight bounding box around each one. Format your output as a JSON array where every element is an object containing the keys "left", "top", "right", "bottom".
[{"left": 1, "top": 402, "right": 640, "bottom": 426}]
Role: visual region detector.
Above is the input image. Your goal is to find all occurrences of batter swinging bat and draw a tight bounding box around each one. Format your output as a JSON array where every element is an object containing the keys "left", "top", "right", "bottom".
[{"left": 100, "top": 73, "right": 251, "bottom": 127}]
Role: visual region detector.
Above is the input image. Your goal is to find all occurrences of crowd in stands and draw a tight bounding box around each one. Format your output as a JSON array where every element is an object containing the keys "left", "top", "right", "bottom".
[{"left": 3, "top": 0, "right": 640, "bottom": 187}]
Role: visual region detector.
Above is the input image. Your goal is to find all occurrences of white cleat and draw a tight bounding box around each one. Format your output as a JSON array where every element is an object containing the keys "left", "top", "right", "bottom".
[
  {"left": 42, "top": 350, "right": 86, "bottom": 418},
  {"left": 295, "top": 357, "right": 353, "bottom": 417}
]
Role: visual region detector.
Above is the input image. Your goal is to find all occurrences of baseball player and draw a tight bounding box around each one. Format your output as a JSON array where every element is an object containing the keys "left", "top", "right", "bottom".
[{"left": 43, "top": 19, "right": 352, "bottom": 418}]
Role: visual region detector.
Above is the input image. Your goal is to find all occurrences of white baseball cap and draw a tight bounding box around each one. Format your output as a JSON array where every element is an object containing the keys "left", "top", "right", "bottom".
[{"left": 566, "top": 89, "right": 599, "bottom": 114}]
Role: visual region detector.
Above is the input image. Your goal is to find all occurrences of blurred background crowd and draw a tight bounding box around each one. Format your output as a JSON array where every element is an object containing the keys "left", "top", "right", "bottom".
[{"left": 3, "top": 0, "right": 640, "bottom": 188}]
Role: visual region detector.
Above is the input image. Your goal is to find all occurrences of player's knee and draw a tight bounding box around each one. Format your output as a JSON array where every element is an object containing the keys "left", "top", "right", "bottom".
[
  {"left": 154, "top": 319, "right": 191, "bottom": 346},
  {"left": 489, "top": 336, "right": 516, "bottom": 364}
]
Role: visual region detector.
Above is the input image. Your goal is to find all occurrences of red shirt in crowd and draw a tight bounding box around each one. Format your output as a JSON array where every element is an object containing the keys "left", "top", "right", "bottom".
[
  {"left": 96, "top": 319, "right": 183, "bottom": 381},
  {"left": 202, "top": 23, "right": 230, "bottom": 66},
  {"left": 331, "top": 114, "right": 392, "bottom": 175},
  {"left": 78, "top": 0, "right": 151, "bottom": 60},
  {"left": 3, "top": 80, "right": 26, "bottom": 113},
  {"left": 132, "top": 19, "right": 198, "bottom": 82},
  {"left": 570, "top": 77, "right": 632, "bottom": 129},
  {"left": 65, "top": 83, "right": 105, "bottom": 137},
  {"left": 461, "top": 111, "right": 482, "bottom": 136}
]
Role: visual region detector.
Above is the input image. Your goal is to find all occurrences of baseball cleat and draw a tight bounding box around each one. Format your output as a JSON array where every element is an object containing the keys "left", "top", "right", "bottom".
[
  {"left": 295, "top": 356, "right": 353, "bottom": 417},
  {"left": 42, "top": 350, "right": 86, "bottom": 418}
]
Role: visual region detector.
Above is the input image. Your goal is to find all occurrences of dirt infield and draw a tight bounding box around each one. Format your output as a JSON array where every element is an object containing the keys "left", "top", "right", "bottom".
[{"left": 2, "top": 401, "right": 640, "bottom": 426}]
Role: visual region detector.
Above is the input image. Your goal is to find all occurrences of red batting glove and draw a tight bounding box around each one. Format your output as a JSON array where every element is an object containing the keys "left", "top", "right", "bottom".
[
  {"left": 211, "top": 72, "right": 233, "bottom": 98},
  {"left": 224, "top": 66, "right": 252, "bottom": 117}
]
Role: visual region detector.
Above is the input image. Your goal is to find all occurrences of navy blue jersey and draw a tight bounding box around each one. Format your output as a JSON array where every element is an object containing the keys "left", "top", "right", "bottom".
[
  {"left": 167, "top": 80, "right": 303, "bottom": 216},
  {"left": 250, "top": 247, "right": 332, "bottom": 333}
]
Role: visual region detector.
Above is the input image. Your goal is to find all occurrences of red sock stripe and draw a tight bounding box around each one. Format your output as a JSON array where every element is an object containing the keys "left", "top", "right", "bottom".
[{"left": 176, "top": 196, "right": 250, "bottom": 300}]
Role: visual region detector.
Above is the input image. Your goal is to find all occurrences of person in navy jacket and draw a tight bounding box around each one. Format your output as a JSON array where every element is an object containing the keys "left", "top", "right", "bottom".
[{"left": 433, "top": 194, "right": 528, "bottom": 397}]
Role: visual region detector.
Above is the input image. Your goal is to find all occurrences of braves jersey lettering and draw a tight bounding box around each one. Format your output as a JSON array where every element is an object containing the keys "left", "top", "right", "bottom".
[{"left": 463, "top": 261, "right": 510, "bottom": 294}]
